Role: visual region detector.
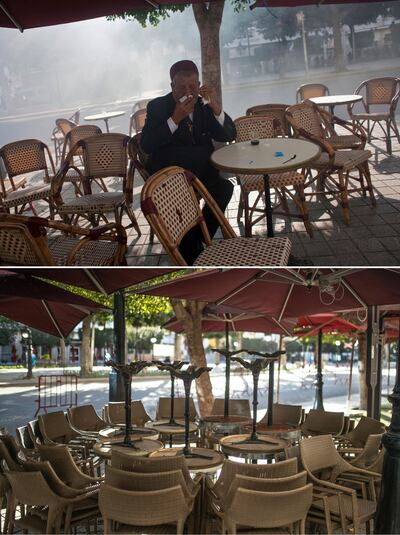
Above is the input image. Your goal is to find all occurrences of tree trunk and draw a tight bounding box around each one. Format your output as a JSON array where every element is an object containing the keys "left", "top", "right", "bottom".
[
  {"left": 59, "top": 338, "right": 67, "bottom": 367},
  {"left": 358, "top": 332, "right": 368, "bottom": 411},
  {"left": 80, "top": 316, "right": 92, "bottom": 377},
  {"left": 174, "top": 333, "right": 183, "bottom": 362},
  {"left": 171, "top": 299, "right": 214, "bottom": 416},
  {"left": 331, "top": 6, "right": 346, "bottom": 72},
  {"left": 192, "top": 0, "right": 225, "bottom": 105}
]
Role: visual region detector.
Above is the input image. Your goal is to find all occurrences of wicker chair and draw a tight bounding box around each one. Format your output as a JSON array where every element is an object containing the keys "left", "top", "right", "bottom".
[
  {"left": 0, "top": 436, "right": 23, "bottom": 471},
  {"left": 0, "top": 139, "right": 55, "bottom": 218},
  {"left": 67, "top": 404, "right": 108, "bottom": 434},
  {"left": 301, "top": 410, "right": 344, "bottom": 437},
  {"left": 348, "top": 77, "right": 400, "bottom": 154},
  {"left": 15, "top": 425, "right": 38, "bottom": 459},
  {"left": 286, "top": 101, "right": 375, "bottom": 225},
  {"left": 156, "top": 397, "right": 198, "bottom": 422},
  {"left": 0, "top": 155, "right": 27, "bottom": 198},
  {"left": 337, "top": 416, "right": 386, "bottom": 448},
  {"left": 300, "top": 434, "right": 378, "bottom": 533},
  {"left": 211, "top": 398, "right": 251, "bottom": 418},
  {"left": 99, "top": 483, "right": 191, "bottom": 534},
  {"left": 259, "top": 403, "right": 303, "bottom": 427},
  {"left": 27, "top": 419, "right": 44, "bottom": 447},
  {"left": 129, "top": 108, "right": 147, "bottom": 137},
  {"left": 104, "top": 401, "right": 152, "bottom": 427},
  {"left": 141, "top": 165, "right": 291, "bottom": 266},
  {"left": 60, "top": 124, "right": 104, "bottom": 195},
  {"left": 339, "top": 433, "right": 383, "bottom": 470},
  {"left": 234, "top": 115, "right": 313, "bottom": 238},
  {"left": 51, "top": 117, "right": 77, "bottom": 166},
  {"left": 52, "top": 133, "right": 141, "bottom": 235},
  {"left": 6, "top": 469, "right": 99, "bottom": 534},
  {"left": 296, "top": 83, "right": 329, "bottom": 103},
  {"left": 0, "top": 213, "right": 127, "bottom": 266},
  {"left": 246, "top": 103, "right": 291, "bottom": 136}
]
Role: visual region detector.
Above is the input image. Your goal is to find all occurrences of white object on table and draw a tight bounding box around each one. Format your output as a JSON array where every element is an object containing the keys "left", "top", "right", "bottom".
[{"left": 84, "top": 110, "right": 126, "bottom": 132}]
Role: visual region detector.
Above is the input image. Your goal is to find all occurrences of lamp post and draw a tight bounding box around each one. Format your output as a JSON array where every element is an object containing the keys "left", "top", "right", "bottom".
[
  {"left": 21, "top": 328, "right": 32, "bottom": 380},
  {"left": 296, "top": 11, "right": 309, "bottom": 75}
]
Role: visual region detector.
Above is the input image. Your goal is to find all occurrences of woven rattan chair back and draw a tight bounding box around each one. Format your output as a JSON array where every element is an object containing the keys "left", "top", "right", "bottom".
[
  {"left": 0, "top": 139, "right": 54, "bottom": 179},
  {"left": 245, "top": 104, "right": 290, "bottom": 135},
  {"left": 211, "top": 398, "right": 251, "bottom": 418},
  {"left": 225, "top": 484, "right": 313, "bottom": 534},
  {"left": 6, "top": 470, "right": 60, "bottom": 507},
  {"left": 28, "top": 420, "right": 44, "bottom": 445},
  {"left": 79, "top": 133, "right": 129, "bottom": 180},
  {"left": 105, "top": 465, "right": 190, "bottom": 495},
  {"left": 67, "top": 404, "right": 107, "bottom": 432},
  {"left": 343, "top": 416, "right": 385, "bottom": 447},
  {"left": 300, "top": 434, "right": 351, "bottom": 478},
  {"left": 128, "top": 133, "right": 151, "bottom": 181},
  {"left": 230, "top": 470, "right": 307, "bottom": 496},
  {"left": 22, "top": 458, "right": 82, "bottom": 498},
  {"left": 0, "top": 439, "right": 21, "bottom": 471},
  {"left": 362, "top": 77, "right": 399, "bottom": 106},
  {"left": 157, "top": 397, "right": 197, "bottom": 421},
  {"left": 56, "top": 118, "right": 76, "bottom": 137},
  {"left": 105, "top": 401, "right": 151, "bottom": 426},
  {"left": 61, "top": 125, "right": 102, "bottom": 162},
  {"left": 285, "top": 102, "right": 325, "bottom": 139},
  {"left": 0, "top": 219, "right": 53, "bottom": 265},
  {"left": 133, "top": 98, "right": 151, "bottom": 113},
  {"left": 39, "top": 411, "right": 77, "bottom": 443},
  {"left": 349, "top": 433, "right": 382, "bottom": 469},
  {"left": 234, "top": 115, "right": 277, "bottom": 142},
  {"left": 296, "top": 83, "right": 329, "bottom": 103},
  {"left": 302, "top": 409, "right": 344, "bottom": 436},
  {"left": 259, "top": 403, "right": 303, "bottom": 426},
  {"left": 99, "top": 483, "right": 190, "bottom": 534},
  {"left": 129, "top": 109, "right": 147, "bottom": 136}
]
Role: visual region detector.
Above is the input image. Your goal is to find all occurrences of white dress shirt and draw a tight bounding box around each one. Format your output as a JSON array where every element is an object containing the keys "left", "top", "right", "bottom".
[{"left": 167, "top": 109, "right": 225, "bottom": 135}]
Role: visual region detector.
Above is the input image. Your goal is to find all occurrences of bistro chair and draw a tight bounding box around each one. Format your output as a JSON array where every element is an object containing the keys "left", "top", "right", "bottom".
[
  {"left": 234, "top": 115, "right": 313, "bottom": 238},
  {"left": 52, "top": 133, "right": 141, "bottom": 235},
  {"left": 259, "top": 402, "right": 303, "bottom": 427},
  {"left": 348, "top": 76, "right": 400, "bottom": 154},
  {"left": 300, "top": 435, "right": 378, "bottom": 533},
  {"left": 286, "top": 101, "right": 375, "bottom": 225},
  {"left": 67, "top": 404, "right": 108, "bottom": 434},
  {"left": 27, "top": 419, "right": 44, "bottom": 447},
  {"left": 0, "top": 213, "right": 127, "bottom": 266},
  {"left": 0, "top": 139, "right": 55, "bottom": 218},
  {"left": 338, "top": 433, "right": 383, "bottom": 470},
  {"left": 337, "top": 415, "right": 386, "bottom": 448},
  {"left": 60, "top": 124, "right": 104, "bottom": 195},
  {"left": 38, "top": 411, "right": 95, "bottom": 457},
  {"left": 104, "top": 400, "right": 152, "bottom": 427},
  {"left": 246, "top": 103, "right": 291, "bottom": 136},
  {"left": 15, "top": 425, "right": 38, "bottom": 459},
  {"left": 296, "top": 83, "right": 329, "bottom": 103},
  {"left": 156, "top": 397, "right": 198, "bottom": 422},
  {"left": 99, "top": 483, "right": 191, "bottom": 534},
  {"left": 211, "top": 398, "right": 251, "bottom": 418},
  {"left": 129, "top": 108, "right": 147, "bottom": 137},
  {"left": 0, "top": 155, "right": 27, "bottom": 198},
  {"left": 301, "top": 409, "right": 344, "bottom": 437},
  {"left": 51, "top": 117, "right": 77, "bottom": 166},
  {"left": 141, "top": 166, "right": 291, "bottom": 266}
]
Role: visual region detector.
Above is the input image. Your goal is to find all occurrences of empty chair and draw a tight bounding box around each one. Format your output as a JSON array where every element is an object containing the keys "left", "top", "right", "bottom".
[
  {"left": 0, "top": 154, "right": 27, "bottom": 197},
  {"left": 234, "top": 115, "right": 312, "bottom": 238},
  {"left": 0, "top": 139, "right": 55, "bottom": 217},
  {"left": 343, "top": 433, "right": 383, "bottom": 470},
  {"left": 259, "top": 403, "right": 303, "bottom": 427},
  {"left": 246, "top": 103, "right": 291, "bottom": 136},
  {"left": 99, "top": 483, "right": 191, "bottom": 534},
  {"left": 129, "top": 108, "right": 147, "bottom": 136},
  {"left": 338, "top": 415, "right": 385, "bottom": 448},
  {"left": 67, "top": 404, "right": 108, "bottom": 434},
  {"left": 105, "top": 400, "right": 152, "bottom": 426},
  {"left": 156, "top": 397, "right": 198, "bottom": 421},
  {"left": 301, "top": 409, "right": 344, "bottom": 437},
  {"left": 16, "top": 425, "right": 38, "bottom": 458},
  {"left": 141, "top": 165, "right": 291, "bottom": 266},
  {"left": 28, "top": 419, "right": 44, "bottom": 446},
  {"left": 0, "top": 213, "right": 127, "bottom": 266},
  {"left": 38, "top": 411, "right": 94, "bottom": 456},
  {"left": 211, "top": 398, "right": 251, "bottom": 418},
  {"left": 51, "top": 117, "right": 77, "bottom": 165},
  {"left": 348, "top": 76, "right": 400, "bottom": 153},
  {"left": 296, "top": 83, "right": 329, "bottom": 103}
]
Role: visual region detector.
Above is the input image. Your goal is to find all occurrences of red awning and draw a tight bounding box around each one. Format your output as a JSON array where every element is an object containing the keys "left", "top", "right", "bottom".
[
  {"left": 0, "top": 0, "right": 204, "bottom": 31},
  {"left": 251, "top": 0, "right": 397, "bottom": 8},
  {"left": 295, "top": 313, "right": 361, "bottom": 337}
]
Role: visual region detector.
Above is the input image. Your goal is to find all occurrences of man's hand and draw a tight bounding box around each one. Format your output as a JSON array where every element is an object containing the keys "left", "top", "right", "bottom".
[
  {"left": 171, "top": 95, "right": 196, "bottom": 125},
  {"left": 199, "top": 85, "right": 221, "bottom": 116}
]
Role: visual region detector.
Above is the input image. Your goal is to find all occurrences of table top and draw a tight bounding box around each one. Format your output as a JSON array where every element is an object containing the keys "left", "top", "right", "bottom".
[
  {"left": 84, "top": 110, "right": 126, "bottom": 121},
  {"left": 243, "top": 424, "right": 301, "bottom": 442},
  {"left": 150, "top": 447, "right": 224, "bottom": 473},
  {"left": 146, "top": 420, "right": 198, "bottom": 434},
  {"left": 211, "top": 138, "right": 320, "bottom": 175},
  {"left": 94, "top": 437, "right": 163, "bottom": 459},
  {"left": 98, "top": 426, "right": 159, "bottom": 441},
  {"left": 219, "top": 433, "right": 288, "bottom": 460},
  {"left": 310, "top": 94, "right": 363, "bottom": 106}
]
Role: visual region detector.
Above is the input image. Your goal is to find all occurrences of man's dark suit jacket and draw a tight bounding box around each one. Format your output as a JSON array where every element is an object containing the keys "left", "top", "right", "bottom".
[{"left": 141, "top": 92, "right": 236, "bottom": 181}]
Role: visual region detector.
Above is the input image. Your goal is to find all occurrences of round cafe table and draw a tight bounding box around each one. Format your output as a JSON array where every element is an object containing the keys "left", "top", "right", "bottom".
[
  {"left": 146, "top": 419, "right": 198, "bottom": 448},
  {"left": 242, "top": 424, "right": 301, "bottom": 445},
  {"left": 93, "top": 437, "right": 164, "bottom": 461},
  {"left": 98, "top": 426, "right": 159, "bottom": 441},
  {"left": 309, "top": 94, "right": 363, "bottom": 116},
  {"left": 211, "top": 138, "right": 320, "bottom": 238},
  {"left": 219, "top": 433, "right": 288, "bottom": 462},
  {"left": 84, "top": 110, "right": 126, "bottom": 133}
]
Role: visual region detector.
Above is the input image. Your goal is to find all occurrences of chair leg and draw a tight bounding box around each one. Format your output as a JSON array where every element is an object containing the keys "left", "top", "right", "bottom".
[
  {"left": 360, "top": 162, "right": 376, "bottom": 206},
  {"left": 149, "top": 228, "right": 155, "bottom": 244},
  {"left": 237, "top": 191, "right": 244, "bottom": 224},
  {"left": 242, "top": 191, "right": 252, "bottom": 237},
  {"left": 124, "top": 205, "right": 141, "bottom": 237},
  {"left": 390, "top": 116, "right": 400, "bottom": 143},
  {"left": 386, "top": 119, "right": 392, "bottom": 155},
  {"left": 337, "top": 170, "right": 351, "bottom": 225},
  {"left": 295, "top": 184, "right": 313, "bottom": 238}
]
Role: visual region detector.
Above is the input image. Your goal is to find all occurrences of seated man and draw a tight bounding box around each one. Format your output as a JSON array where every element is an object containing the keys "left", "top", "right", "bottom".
[{"left": 141, "top": 59, "right": 236, "bottom": 264}]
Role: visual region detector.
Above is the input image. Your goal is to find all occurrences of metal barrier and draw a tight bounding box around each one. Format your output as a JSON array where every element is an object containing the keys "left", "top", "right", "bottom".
[{"left": 35, "top": 374, "right": 78, "bottom": 416}]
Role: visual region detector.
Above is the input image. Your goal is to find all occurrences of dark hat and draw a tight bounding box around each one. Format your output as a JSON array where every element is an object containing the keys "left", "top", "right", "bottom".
[{"left": 170, "top": 60, "right": 199, "bottom": 81}]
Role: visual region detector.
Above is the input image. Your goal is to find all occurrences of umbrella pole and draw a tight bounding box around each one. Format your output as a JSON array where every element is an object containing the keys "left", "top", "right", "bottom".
[
  {"left": 267, "top": 359, "right": 275, "bottom": 426},
  {"left": 224, "top": 324, "right": 230, "bottom": 418},
  {"left": 313, "top": 329, "right": 324, "bottom": 410},
  {"left": 347, "top": 339, "right": 355, "bottom": 412},
  {"left": 375, "top": 319, "right": 400, "bottom": 534},
  {"left": 110, "top": 290, "right": 125, "bottom": 401},
  {"left": 388, "top": 342, "right": 391, "bottom": 396},
  {"left": 277, "top": 335, "right": 283, "bottom": 403}
]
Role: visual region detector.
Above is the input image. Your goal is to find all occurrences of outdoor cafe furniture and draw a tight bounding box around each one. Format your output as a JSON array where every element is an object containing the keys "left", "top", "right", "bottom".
[
  {"left": 52, "top": 133, "right": 141, "bottom": 235},
  {"left": 99, "top": 426, "right": 159, "bottom": 442},
  {"left": 104, "top": 400, "right": 152, "bottom": 427},
  {"left": 246, "top": 104, "right": 291, "bottom": 136},
  {"left": 211, "top": 398, "right": 251, "bottom": 419},
  {"left": 141, "top": 165, "right": 292, "bottom": 266},
  {"left": 67, "top": 404, "right": 108, "bottom": 434},
  {"left": 0, "top": 138, "right": 55, "bottom": 217},
  {"left": 83, "top": 110, "right": 126, "bottom": 133},
  {"left": 310, "top": 93, "right": 363, "bottom": 117},
  {"left": 300, "top": 409, "right": 345, "bottom": 437},
  {"left": 296, "top": 83, "right": 329, "bottom": 103},
  {"left": 286, "top": 101, "right": 375, "bottom": 225},
  {"left": 233, "top": 115, "right": 314, "bottom": 238},
  {"left": 211, "top": 135, "right": 320, "bottom": 239},
  {"left": 38, "top": 411, "right": 96, "bottom": 456},
  {"left": 129, "top": 108, "right": 147, "bottom": 137},
  {"left": 339, "top": 433, "right": 383, "bottom": 470},
  {"left": 0, "top": 213, "right": 127, "bottom": 266},
  {"left": 51, "top": 117, "right": 77, "bottom": 166},
  {"left": 347, "top": 76, "right": 400, "bottom": 154},
  {"left": 94, "top": 437, "right": 164, "bottom": 461},
  {"left": 300, "top": 435, "right": 378, "bottom": 534},
  {"left": 0, "top": 156, "right": 27, "bottom": 197},
  {"left": 336, "top": 415, "right": 385, "bottom": 448},
  {"left": 219, "top": 433, "right": 288, "bottom": 462},
  {"left": 258, "top": 402, "right": 304, "bottom": 427}
]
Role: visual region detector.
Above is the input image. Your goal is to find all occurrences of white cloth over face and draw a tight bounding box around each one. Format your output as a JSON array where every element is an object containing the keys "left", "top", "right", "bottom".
[{"left": 168, "top": 109, "right": 225, "bottom": 134}]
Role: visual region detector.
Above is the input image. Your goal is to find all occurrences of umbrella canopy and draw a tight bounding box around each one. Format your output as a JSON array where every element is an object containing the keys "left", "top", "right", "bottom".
[
  {"left": 0, "top": 271, "right": 107, "bottom": 337},
  {"left": 294, "top": 313, "right": 362, "bottom": 337},
  {"left": 251, "top": 0, "right": 397, "bottom": 6},
  {"left": 140, "top": 269, "right": 400, "bottom": 319},
  {"left": 8, "top": 268, "right": 176, "bottom": 296},
  {"left": 0, "top": 0, "right": 209, "bottom": 31}
]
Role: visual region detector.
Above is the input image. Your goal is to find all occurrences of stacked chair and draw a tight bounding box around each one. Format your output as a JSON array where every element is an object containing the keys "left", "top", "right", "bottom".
[
  {"left": 104, "top": 400, "right": 152, "bottom": 427},
  {"left": 301, "top": 409, "right": 345, "bottom": 437}
]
